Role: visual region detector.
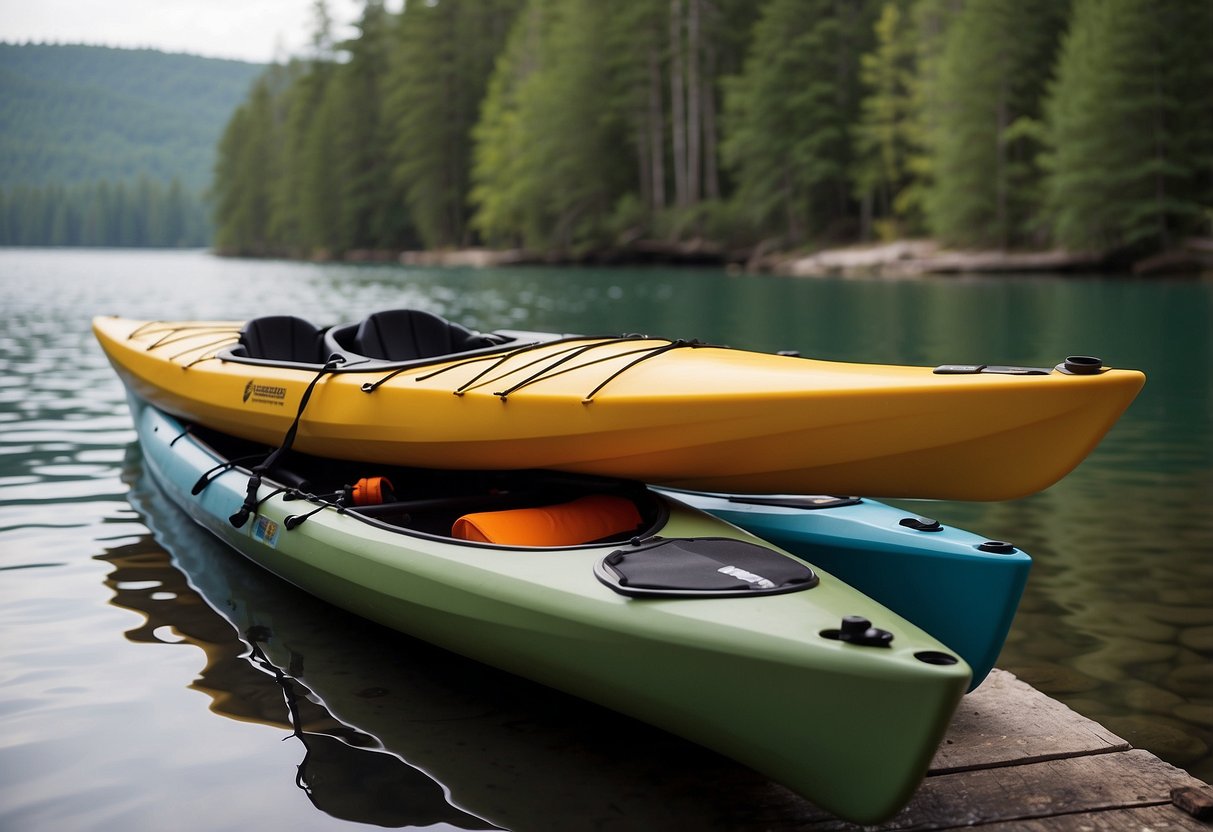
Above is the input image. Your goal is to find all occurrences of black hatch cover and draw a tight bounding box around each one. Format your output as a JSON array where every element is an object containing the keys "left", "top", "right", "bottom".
[{"left": 595, "top": 537, "right": 819, "bottom": 598}]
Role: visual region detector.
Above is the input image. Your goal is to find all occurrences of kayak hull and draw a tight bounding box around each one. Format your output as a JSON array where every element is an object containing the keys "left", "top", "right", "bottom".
[
  {"left": 663, "top": 490, "right": 1031, "bottom": 691},
  {"left": 95, "top": 315, "right": 1145, "bottom": 500},
  {"left": 132, "top": 397, "right": 970, "bottom": 824}
]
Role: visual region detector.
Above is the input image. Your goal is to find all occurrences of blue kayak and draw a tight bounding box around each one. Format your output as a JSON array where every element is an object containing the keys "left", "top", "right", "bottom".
[{"left": 660, "top": 491, "right": 1030, "bottom": 690}]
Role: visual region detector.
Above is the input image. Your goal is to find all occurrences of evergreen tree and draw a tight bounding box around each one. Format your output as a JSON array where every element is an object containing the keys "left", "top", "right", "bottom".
[
  {"left": 49, "top": 185, "right": 74, "bottom": 245},
  {"left": 722, "top": 0, "right": 876, "bottom": 245},
  {"left": 298, "top": 77, "right": 344, "bottom": 254},
  {"left": 212, "top": 75, "right": 281, "bottom": 254},
  {"left": 272, "top": 62, "right": 327, "bottom": 254},
  {"left": 603, "top": 0, "right": 672, "bottom": 219},
  {"left": 385, "top": 0, "right": 519, "bottom": 249},
  {"left": 471, "top": 0, "right": 633, "bottom": 251},
  {"left": 1043, "top": 0, "right": 1213, "bottom": 253},
  {"left": 0, "top": 178, "right": 208, "bottom": 247},
  {"left": 926, "top": 0, "right": 1069, "bottom": 248},
  {"left": 853, "top": 0, "right": 920, "bottom": 239},
  {"left": 331, "top": 0, "right": 406, "bottom": 252},
  {"left": 601, "top": 0, "right": 759, "bottom": 241},
  {"left": 468, "top": 1, "right": 542, "bottom": 248},
  {"left": 897, "top": 0, "right": 958, "bottom": 235}
]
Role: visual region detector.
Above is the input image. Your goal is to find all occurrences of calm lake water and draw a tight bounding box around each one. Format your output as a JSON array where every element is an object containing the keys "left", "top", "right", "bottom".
[{"left": 1, "top": 248, "right": 1210, "bottom": 830}]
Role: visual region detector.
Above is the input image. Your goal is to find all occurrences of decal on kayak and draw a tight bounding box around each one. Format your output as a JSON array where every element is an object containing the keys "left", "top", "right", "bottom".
[
  {"left": 717, "top": 564, "right": 776, "bottom": 589},
  {"left": 242, "top": 380, "right": 287, "bottom": 406},
  {"left": 251, "top": 515, "right": 281, "bottom": 548}
]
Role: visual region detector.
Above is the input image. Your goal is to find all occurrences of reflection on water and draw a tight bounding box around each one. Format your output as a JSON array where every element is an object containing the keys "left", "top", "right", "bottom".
[
  {"left": 95, "top": 525, "right": 494, "bottom": 830},
  {"left": 113, "top": 448, "right": 808, "bottom": 831},
  {"left": 1, "top": 248, "right": 1210, "bottom": 828}
]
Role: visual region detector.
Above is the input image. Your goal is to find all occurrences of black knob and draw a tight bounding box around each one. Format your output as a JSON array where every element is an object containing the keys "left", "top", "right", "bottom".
[
  {"left": 823, "top": 615, "right": 894, "bottom": 647},
  {"left": 840, "top": 615, "right": 871, "bottom": 637},
  {"left": 899, "top": 516, "right": 943, "bottom": 532},
  {"left": 1062, "top": 355, "right": 1103, "bottom": 375},
  {"left": 977, "top": 540, "right": 1017, "bottom": 554}
]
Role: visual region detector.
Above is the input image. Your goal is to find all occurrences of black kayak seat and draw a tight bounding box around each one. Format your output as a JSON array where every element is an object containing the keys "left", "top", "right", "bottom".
[
  {"left": 239, "top": 315, "right": 327, "bottom": 363},
  {"left": 351, "top": 309, "right": 497, "bottom": 361}
]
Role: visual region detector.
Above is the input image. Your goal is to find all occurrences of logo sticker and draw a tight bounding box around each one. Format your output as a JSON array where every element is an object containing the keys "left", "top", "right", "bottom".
[
  {"left": 242, "top": 380, "right": 287, "bottom": 407},
  {"left": 251, "top": 516, "right": 280, "bottom": 548},
  {"left": 717, "top": 564, "right": 776, "bottom": 589}
]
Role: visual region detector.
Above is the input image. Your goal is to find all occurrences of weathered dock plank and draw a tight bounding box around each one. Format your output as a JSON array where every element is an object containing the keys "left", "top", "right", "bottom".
[
  {"left": 977, "top": 804, "right": 1213, "bottom": 831},
  {"left": 803, "top": 749, "right": 1207, "bottom": 830},
  {"left": 931, "top": 668, "right": 1129, "bottom": 772},
  {"left": 735, "top": 669, "right": 1210, "bottom": 830}
]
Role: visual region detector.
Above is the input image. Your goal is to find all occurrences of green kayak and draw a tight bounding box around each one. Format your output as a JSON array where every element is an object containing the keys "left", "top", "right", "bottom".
[{"left": 133, "top": 397, "right": 969, "bottom": 824}]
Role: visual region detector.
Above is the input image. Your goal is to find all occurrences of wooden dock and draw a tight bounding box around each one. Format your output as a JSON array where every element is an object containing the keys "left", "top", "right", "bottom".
[{"left": 749, "top": 669, "right": 1212, "bottom": 830}]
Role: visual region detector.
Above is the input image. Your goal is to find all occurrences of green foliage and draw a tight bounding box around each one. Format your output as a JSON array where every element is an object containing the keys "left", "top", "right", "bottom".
[
  {"left": 925, "top": 0, "right": 1070, "bottom": 248},
  {"left": 211, "top": 0, "right": 517, "bottom": 256},
  {"left": 0, "top": 42, "right": 258, "bottom": 249},
  {"left": 891, "top": 0, "right": 955, "bottom": 234},
  {"left": 471, "top": 0, "right": 632, "bottom": 252},
  {"left": 386, "top": 0, "right": 521, "bottom": 249},
  {"left": 203, "top": 0, "right": 1213, "bottom": 263},
  {"left": 332, "top": 1, "right": 410, "bottom": 252},
  {"left": 0, "top": 178, "right": 209, "bottom": 247},
  {"left": 852, "top": 0, "right": 920, "bottom": 238},
  {"left": 722, "top": 0, "right": 876, "bottom": 245},
  {"left": 1043, "top": 0, "right": 1213, "bottom": 252},
  {"left": 212, "top": 72, "right": 284, "bottom": 255},
  {"left": 0, "top": 43, "right": 262, "bottom": 192}
]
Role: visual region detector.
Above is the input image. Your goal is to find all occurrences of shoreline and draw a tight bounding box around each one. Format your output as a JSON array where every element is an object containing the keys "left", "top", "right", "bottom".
[{"left": 214, "top": 236, "right": 1213, "bottom": 277}]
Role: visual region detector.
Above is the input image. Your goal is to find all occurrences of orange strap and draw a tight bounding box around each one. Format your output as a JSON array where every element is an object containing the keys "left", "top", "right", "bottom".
[
  {"left": 350, "top": 476, "right": 395, "bottom": 506},
  {"left": 451, "top": 495, "right": 642, "bottom": 546}
]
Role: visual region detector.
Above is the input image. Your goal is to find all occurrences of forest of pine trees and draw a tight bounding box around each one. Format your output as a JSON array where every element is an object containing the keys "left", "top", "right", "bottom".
[
  {"left": 0, "top": 178, "right": 210, "bottom": 248},
  {"left": 211, "top": 0, "right": 1213, "bottom": 264}
]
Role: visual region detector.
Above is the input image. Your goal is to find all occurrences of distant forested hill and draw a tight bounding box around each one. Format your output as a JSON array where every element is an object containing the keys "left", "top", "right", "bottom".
[{"left": 1, "top": 43, "right": 263, "bottom": 191}]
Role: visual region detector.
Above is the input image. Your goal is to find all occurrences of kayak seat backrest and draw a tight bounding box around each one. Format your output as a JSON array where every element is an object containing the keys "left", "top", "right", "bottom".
[
  {"left": 239, "top": 316, "right": 327, "bottom": 363},
  {"left": 351, "top": 309, "right": 497, "bottom": 361},
  {"left": 451, "top": 495, "right": 644, "bottom": 547}
]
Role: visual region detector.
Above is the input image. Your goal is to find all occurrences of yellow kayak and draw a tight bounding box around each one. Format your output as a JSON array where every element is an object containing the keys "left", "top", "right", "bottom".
[{"left": 93, "top": 310, "right": 1145, "bottom": 499}]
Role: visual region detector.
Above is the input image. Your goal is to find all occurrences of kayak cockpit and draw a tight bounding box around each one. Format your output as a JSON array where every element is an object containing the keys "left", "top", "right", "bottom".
[
  {"left": 181, "top": 416, "right": 822, "bottom": 598},
  {"left": 186, "top": 420, "right": 665, "bottom": 548},
  {"left": 215, "top": 309, "right": 562, "bottom": 371}
]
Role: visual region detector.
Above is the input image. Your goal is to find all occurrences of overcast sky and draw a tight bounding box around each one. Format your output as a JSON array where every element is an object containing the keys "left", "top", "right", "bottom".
[{"left": 0, "top": 0, "right": 404, "bottom": 64}]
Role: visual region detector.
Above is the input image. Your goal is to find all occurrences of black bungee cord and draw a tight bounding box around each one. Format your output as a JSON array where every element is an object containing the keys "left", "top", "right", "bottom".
[{"left": 229, "top": 354, "right": 344, "bottom": 529}]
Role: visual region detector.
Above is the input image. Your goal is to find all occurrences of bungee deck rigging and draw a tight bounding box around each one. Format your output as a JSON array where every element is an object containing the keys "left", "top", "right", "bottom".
[{"left": 401, "top": 335, "right": 709, "bottom": 401}]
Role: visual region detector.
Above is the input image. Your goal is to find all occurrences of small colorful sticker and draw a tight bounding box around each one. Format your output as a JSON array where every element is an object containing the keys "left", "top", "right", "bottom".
[{"left": 252, "top": 515, "right": 280, "bottom": 548}]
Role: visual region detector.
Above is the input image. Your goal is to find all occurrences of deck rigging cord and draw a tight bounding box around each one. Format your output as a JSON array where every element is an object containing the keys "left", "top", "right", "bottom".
[
  {"left": 357, "top": 335, "right": 596, "bottom": 394},
  {"left": 228, "top": 355, "right": 344, "bottom": 529},
  {"left": 501, "top": 338, "right": 706, "bottom": 402},
  {"left": 124, "top": 321, "right": 241, "bottom": 366},
  {"left": 169, "top": 335, "right": 241, "bottom": 363},
  {"left": 360, "top": 335, "right": 713, "bottom": 401}
]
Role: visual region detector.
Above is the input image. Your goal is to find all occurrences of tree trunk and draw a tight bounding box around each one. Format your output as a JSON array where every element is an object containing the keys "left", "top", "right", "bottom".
[
  {"left": 636, "top": 117, "right": 651, "bottom": 211},
  {"left": 648, "top": 42, "right": 666, "bottom": 211},
  {"left": 702, "top": 28, "right": 719, "bottom": 200},
  {"left": 686, "top": 0, "right": 701, "bottom": 205},
  {"left": 995, "top": 66, "right": 1008, "bottom": 249},
  {"left": 1150, "top": 32, "right": 1169, "bottom": 250},
  {"left": 669, "top": 0, "right": 688, "bottom": 209}
]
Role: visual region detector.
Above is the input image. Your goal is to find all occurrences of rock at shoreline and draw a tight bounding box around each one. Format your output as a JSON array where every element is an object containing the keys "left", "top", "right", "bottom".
[
  {"left": 399, "top": 248, "right": 531, "bottom": 268},
  {"left": 774, "top": 241, "right": 1107, "bottom": 278},
  {"left": 773, "top": 237, "right": 1213, "bottom": 278}
]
